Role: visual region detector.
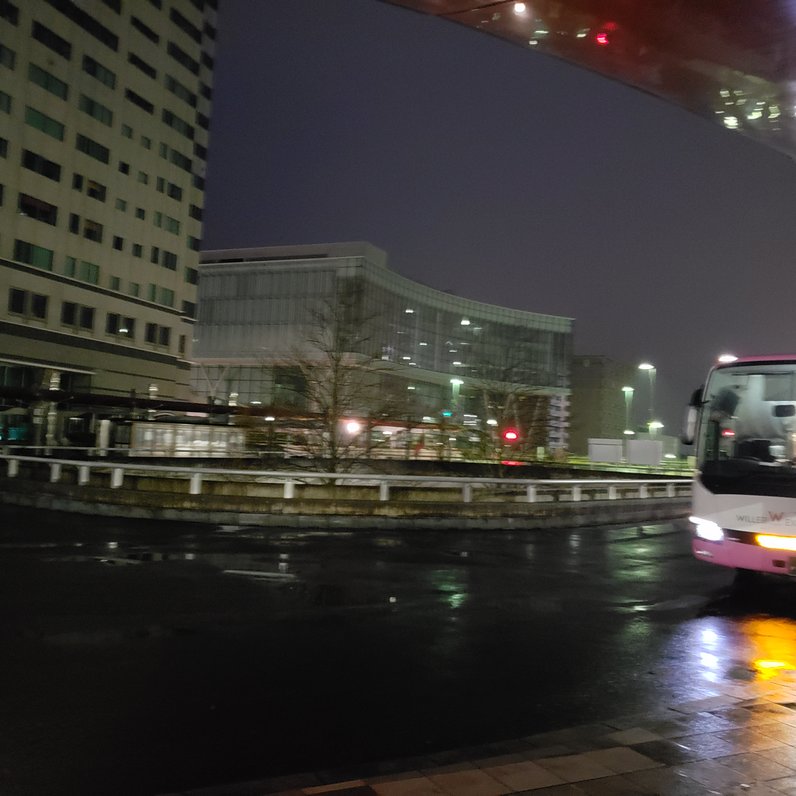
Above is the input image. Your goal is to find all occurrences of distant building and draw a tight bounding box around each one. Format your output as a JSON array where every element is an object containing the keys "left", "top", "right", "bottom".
[
  {"left": 0, "top": 0, "right": 217, "bottom": 402},
  {"left": 193, "top": 243, "right": 574, "bottom": 451},
  {"left": 569, "top": 355, "right": 636, "bottom": 456}
]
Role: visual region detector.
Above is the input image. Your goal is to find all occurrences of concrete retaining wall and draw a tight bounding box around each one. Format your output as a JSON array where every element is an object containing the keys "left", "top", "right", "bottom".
[{"left": 0, "top": 466, "right": 691, "bottom": 530}]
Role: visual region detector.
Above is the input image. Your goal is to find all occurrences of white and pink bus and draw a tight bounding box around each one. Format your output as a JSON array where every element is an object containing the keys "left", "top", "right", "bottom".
[{"left": 683, "top": 355, "right": 796, "bottom": 577}]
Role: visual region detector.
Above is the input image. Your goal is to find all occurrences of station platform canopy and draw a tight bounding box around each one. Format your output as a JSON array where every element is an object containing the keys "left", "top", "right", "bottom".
[{"left": 385, "top": 0, "right": 796, "bottom": 161}]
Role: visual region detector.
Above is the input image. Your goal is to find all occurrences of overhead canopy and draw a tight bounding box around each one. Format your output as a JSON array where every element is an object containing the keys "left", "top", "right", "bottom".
[{"left": 385, "top": 0, "right": 796, "bottom": 160}]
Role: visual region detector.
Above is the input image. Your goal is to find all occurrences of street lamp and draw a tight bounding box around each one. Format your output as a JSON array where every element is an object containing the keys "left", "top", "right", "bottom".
[
  {"left": 450, "top": 378, "right": 463, "bottom": 412},
  {"left": 648, "top": 420, "right": 664, "bottom": 437},
  {"left": 638, "top": 362, "right": 656, "bottom": 423},
  {"left": 621, "top": 386, "right": 634, "bottom": 434}
]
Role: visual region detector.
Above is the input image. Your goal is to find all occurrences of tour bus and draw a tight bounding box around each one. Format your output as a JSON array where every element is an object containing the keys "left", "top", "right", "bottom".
[{"left": 683, "top": 355, "right": 796, "bottom": 577}]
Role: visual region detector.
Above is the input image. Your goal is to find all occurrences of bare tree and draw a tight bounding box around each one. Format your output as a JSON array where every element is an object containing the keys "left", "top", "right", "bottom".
[
  {"left": 283, "top": 280, "right": 387, "bottom": 472},
  {"left": 465, "top": 341, "right": 551, "bottom": 461}
]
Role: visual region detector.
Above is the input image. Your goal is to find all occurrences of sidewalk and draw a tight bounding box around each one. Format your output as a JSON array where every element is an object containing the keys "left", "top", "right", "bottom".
[{"left": 170, "top": 670, "right": 796, "bottom": 796}]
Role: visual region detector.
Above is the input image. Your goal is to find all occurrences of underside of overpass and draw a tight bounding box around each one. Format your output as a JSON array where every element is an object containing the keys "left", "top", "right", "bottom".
[{"left": 385, "top": 1, "right": 796, "bottom": 161}]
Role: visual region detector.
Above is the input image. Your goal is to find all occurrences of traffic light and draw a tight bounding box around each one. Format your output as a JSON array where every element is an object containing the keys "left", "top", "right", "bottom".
[
  {"left": 502, "top": 428, "right": 519, "bottom": 443},
  {"left": 594, "top": 21, "right": 617, "bottom": 46}
]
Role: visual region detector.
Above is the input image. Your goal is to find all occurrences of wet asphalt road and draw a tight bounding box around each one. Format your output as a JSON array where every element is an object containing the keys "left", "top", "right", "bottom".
[{"left": 2, "top": 505, "right": 796, "bottom": 795}]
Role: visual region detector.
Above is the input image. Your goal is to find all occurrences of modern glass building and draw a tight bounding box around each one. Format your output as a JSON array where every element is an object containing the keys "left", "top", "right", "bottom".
[
  {"left": 0, "top": 0, "right": 216, "bottom": 403},
  {"left": 194, "top": 243, "right": 573, "bottom": 450}
]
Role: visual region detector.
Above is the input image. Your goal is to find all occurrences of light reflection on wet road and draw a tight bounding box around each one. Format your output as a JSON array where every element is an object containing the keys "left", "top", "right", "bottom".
[{"left": 2, "top": 505, "right": 796, "bottom": 794}]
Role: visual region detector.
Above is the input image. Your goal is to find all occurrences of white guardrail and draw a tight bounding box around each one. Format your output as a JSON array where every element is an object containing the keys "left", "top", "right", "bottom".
[{"left": 0, "top": 454, "right": 692, "bottom": 505}]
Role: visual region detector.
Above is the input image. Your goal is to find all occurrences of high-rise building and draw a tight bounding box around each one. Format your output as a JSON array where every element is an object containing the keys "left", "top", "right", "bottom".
[{"left": 0, "top": 0, "right": 216, "bottom": 404}]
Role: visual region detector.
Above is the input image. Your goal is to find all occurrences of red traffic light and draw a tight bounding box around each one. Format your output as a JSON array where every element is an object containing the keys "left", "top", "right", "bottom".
[{"left": 502, "top": 428, "right": 519, "bottom": 442}]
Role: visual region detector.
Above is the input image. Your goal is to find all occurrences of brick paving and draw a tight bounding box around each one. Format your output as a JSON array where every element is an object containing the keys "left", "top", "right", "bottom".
[{"left": 167, "top": 670, "right": 796, "bottom": 795}]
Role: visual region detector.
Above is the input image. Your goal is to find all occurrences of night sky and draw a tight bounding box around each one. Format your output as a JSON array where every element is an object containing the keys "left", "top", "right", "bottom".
[{"left": 202, "top": 0, "right": 796, "bottom": 432}]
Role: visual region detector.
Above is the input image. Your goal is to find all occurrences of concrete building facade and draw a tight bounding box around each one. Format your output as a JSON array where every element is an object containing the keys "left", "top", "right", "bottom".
[
  {"left": 569, "top": 354, "right": 637, "bottom": 456},
  {"left": 0, "top": 0, "right": 216, "bottom": 403}
]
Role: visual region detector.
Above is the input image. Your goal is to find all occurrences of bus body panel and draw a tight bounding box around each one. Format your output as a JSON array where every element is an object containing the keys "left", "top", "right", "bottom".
[{"left": 691, "top": 480, "right": 796, "bottom": 574}]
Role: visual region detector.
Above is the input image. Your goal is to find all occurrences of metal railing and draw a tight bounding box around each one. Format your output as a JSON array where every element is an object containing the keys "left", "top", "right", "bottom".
[{"left": 1, "top": 453, "right": 692, "bottom": 505}]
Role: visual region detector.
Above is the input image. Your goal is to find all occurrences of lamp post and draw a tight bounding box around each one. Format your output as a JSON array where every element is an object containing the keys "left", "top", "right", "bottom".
[
  {"left": 450, "top": 378, "right": 463, "bottom": 412},
  {"left": 638, "top": 362, "right": 656, "bottom": 423},
  {"left": 621, "top": 386, "right": 634, "bottom": 434}
]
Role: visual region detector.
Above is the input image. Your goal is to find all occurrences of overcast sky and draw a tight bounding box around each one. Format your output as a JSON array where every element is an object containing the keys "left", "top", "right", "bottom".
[{"left": 202, "top": 0, "right": 796, "bottom": 431}]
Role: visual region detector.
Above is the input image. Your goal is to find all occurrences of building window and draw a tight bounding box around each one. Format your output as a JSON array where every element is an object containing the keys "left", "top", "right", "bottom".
[
  {"left": 164, "top": 217, "right": 180, "bottom": 235},
  {"left": 124, "top": 88, "right": 154, "bottom": 114},
  {"left": 129, "top": 282, "right": 140, "bottom": 297},
  {"left": 86, "top": 179, "right": 106, "bottom": 201},
  {"left": 8, "top": 287, "right": 25, "bottom": 314},
  {"left": 145, "top": 322, "right": 157, "bottom": 343},
  {"left": 46, "top": 0, "right": 118, "bottom": 51},
  {"left": 64, "top": 256, "right": 76, "bottom": 277},
  {"left": 109, "top": 275, "right": 121, "bottom": 291},
  {"left": 0, "top": 2, "right": 19, "bottom": 25},
  {"left": 76, "top": 134, "right": 109, "bottom": 163},
  {"left": 162, "top": 250, "right": 178, "bottom": 269},
  {"left": 121, "top": 123, "right": 132, "bottom": 138},
  {"left": 164, "top": 74, "right": 196, "bottom": 107},
  {"left": 69, "top": 213, "right": 80, "bottom": 234},
  {"left": 13, "top": 239, "right": 53, "bottom": 270},
  {"left": 170, "top": 8, "right": 201, "bottom": 43},
  {"left": 189, "top": 204, "right": 203, "bottom": 221},
  {"left": 158, "top": 326, "right": 171, "bottom": 346},
  {"left": 131, "top": 16, "right": 159, "bottom": 43},
  {"left": 78, "top": 94, "right": 113, "bottom": 126},
  {"left": 82, "top": 54, "right": 116, "bottom": 88},
  {"left": 4, "top": 287, "right": 49, "bottom": 324},
  {"left": 0, "top": 136, "right": 7, "bottom": 157},
  {"left": 0, "top": 44, "right": 16, "bottom": 69},
  {"left": 31, "top": 293, "right": 48, "bottom": 320},
  {"left": 132, "top": 243, "right": 143, "bottom": 257},
  {"left": 18, "top": 192, "right": 57, "bottom": 225},
  {"left": 167, "top": 41, "right": 198, "bottom": 74},
  {"left": 135, "top": 207, "right": 145, "bottom": 219},
  {"left": 83, "top": 219, "right": 103, "bottom": 243},
  {"left": 115, "top": 198, "right": 127, "bottom": 211},
  {"left": 28, "top": 63, "right": 68, "bottom": 99},
  {"left": 181, "top": 300, "right": 196, "bottom": 319},
  {"left": 79, "top": 306, "right": 95, "bottom": 330},
  {"left": 184, "top": 266, "right": 198, "bottom": 284},
  {"left": 162, "top": 109, "right": 194, "bottom": 140},
  {"left": 61, "top": 301, "right": 77, "bottom": 326},
  {"left": 22, "top": 149, "right": 61, "bottom": 181},
  {"left": 128, "top": 52, "right": 156, "bottom": 79},
  {"left": 78, "top": 261, "right": 99, "bottom": 284},
  {"left": 119, "top": 161, "right": 130, "bottom": 174},
  {"left": 32, "top": 21, "right": 72, "bottom": 60},
  {"left": 141, "top": 135, "right": 151, "bottom": 149},
  {"left": 112, "top": 235, "right": 124, "bottom": 251},
  {"left": 159, "top": 287, "right": 174, "bottom": 307},
  {"left": 137, "top": 170, "right": 148, "bottom": 184},
  {"left": 167, "top": 182, "right": 183, "bottom": 200},
  {"left": 187, "top": 236, "right": 200, "bottom": 251},
  {"left": 150, "top": 246, "right": 159, "bottom": 263},
  {"left": 25, "top": 106, "right": 64, "bottom": 140},
  {"left": 72, "top": 173, "right": 83, "bottom": 190}
]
